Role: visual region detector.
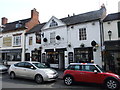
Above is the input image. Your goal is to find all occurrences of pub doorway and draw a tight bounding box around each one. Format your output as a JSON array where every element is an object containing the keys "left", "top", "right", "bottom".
[{"left": 58, "top": 51, "right": 65, "bottom": 70}]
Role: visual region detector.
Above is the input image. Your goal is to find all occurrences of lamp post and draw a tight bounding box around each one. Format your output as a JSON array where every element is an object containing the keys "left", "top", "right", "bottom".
[{"left": 108, "top": 30, "right": 112, "bottom": 40}]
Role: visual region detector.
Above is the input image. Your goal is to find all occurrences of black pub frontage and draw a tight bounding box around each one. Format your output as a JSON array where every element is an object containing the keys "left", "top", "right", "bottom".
[
  {"left": 42, "top": 48, "right": 67, "bottom": 70},
  {"left": 103, "top": 40, "right": 120, "bottom": 74}
]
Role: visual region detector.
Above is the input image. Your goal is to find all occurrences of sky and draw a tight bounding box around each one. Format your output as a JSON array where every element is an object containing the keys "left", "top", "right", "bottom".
[{"left": 0, "top": 0, "right": 120, "bottom": 24}]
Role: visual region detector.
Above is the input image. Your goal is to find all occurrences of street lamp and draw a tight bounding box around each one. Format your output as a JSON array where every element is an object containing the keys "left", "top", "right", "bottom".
[{"left": 108, "top": 30, "right": 112, "bottom": 40}]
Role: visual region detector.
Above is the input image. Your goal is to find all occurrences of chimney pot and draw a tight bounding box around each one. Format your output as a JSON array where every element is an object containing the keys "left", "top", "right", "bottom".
[{"left": 1, "top": 17, "right": 8, "bottom": 25}]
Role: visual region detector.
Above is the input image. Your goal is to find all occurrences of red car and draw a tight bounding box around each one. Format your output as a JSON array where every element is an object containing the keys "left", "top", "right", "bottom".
[{"left": 63, "top": 63, "right": 120, "bottom": 90}]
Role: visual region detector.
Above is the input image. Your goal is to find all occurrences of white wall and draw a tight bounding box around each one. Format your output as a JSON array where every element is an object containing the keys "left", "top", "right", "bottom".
[
  {"left": 67, "top": 21, "right": 102, "bottom": 66},
  {"left": 25, "top": 33, "right": 42, "bottom": 59},
  {"left": 0, "top": 30, "right": 25, "bottom": 50},
  {"left": 103, "top": 20, "right": 120, "bottom": 41},
  {"left": 0, "top": 29, "right": 26, "bottom": 64},
  {"left": 42, "top": 26, "right": 68, "bottom": 50},
  {"left": 41, "top": 19, "right": 103, "bottom": 67}
]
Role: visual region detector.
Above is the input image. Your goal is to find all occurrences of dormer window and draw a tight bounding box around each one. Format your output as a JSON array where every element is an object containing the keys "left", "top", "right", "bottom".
[
  {"left": 16, "top": 21, "right": 22, "bottom": 28},
  {"left": 49, "top": 19, "right": 58, "bottom": 27},
  {"left": 0, "top": 25, "right": 5, "bottom": 32},
  {"left": 0, "top": 27, "right": 3, "bottom": 32}
]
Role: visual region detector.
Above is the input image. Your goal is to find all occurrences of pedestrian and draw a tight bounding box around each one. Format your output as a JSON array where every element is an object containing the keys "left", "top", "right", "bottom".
[{"left": 45, "top": 62, "right": 50, "bottom": 68}]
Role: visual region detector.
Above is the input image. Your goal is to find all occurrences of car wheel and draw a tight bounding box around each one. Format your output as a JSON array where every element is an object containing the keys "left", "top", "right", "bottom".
[
  {"left": 105, "top": 79, "right": 119, "bottom": 90},
  {"left": 64, "top": 76, "right": 73, "bottom": 86},
  {"left": 10, "top": 72, "right": 15, "bottom": 79},
  {"left": 35, "top": 75, "right": 43, "bottom": 84}
]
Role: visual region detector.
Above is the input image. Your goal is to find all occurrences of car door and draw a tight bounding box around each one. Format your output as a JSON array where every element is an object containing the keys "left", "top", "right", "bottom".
[
  {"left": 70, "top": 65, "right": 84, "bottom": 82},
  {"left": 14, "top": 62, "right": 26, "bottom": 77},
  {"left": 81, "top": 65, "right": 103, "bottom": 83},
  {"left": 23, "top": 62, "right": 36, "bottom": 79}
]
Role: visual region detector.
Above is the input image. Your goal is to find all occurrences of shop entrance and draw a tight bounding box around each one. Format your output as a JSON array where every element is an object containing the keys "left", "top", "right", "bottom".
[
  {"left": 104, "top": 51, "right": 120, "bottom": 74},
  {"left": 45, "top": 48, "right": 66, "bottom": 70},
  {"left": 58, "top": 51, "right": 64, "bottom": 70}
]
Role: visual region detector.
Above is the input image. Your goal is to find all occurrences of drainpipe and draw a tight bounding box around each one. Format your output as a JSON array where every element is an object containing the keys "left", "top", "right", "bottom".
[
  {"left": 99, "top": 20, "right": 104, "bottom": 68},
  {"left": 22, "top": 30, "right": 26, "bottom": 61}
]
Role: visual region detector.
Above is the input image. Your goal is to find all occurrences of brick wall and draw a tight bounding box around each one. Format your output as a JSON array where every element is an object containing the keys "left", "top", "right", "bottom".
[{"left": 25, "top": 8, "right": 40, "bottom": 32}]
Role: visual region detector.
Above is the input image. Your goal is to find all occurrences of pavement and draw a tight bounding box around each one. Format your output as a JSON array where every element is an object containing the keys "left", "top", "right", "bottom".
[{"left": 56, "top": 69, "right": 64, "bottom": 79}]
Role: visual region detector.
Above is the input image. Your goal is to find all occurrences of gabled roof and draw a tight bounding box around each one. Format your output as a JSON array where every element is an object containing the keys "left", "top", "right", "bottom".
[
  {"left": 26, "top": 7, "right": 106, "bottom": 34},
  {"left": 61, "top": 7, "right": 106, "bottom": 25},
  {"left": 2, "top": 18, "right": 31, "bottom": 33},
  {"left": 103, "top": 12, "right": 120, "bottom": 22},
  {"left": 25, "top": 22, "right": 46, "bottom": 34}
]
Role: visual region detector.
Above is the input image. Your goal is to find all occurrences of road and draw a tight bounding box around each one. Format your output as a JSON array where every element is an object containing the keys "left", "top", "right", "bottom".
[{"left": 1, "top": 73, "right": 106, "bottom": 90}]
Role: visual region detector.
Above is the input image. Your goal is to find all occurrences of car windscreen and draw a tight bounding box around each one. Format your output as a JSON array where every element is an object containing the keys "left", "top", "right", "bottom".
[
  {"left": 96, "top": 65, "right": 105, "bottom": 72},
  {"left": 32, "top": 63, "right": 48, "bottom": 68}
]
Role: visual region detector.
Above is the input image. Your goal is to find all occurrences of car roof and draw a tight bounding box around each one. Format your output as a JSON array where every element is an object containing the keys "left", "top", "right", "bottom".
[
  {"left": 15, "top": 61, "right": 40, "bottom": 64},
  {"left": 69, "top": 63, "right": 96, "bottom": 65}
]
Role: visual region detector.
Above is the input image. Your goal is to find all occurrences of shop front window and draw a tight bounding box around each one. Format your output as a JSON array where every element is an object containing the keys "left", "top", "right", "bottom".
[
  {"left": 74, "top": 47, "right": 93, "bottom": 63},
  {"left": 6, "top": 53, "right": 21, "bottom": 61},
  {"left": 32, "top": 50, "right": 41, "bottom": 62},
  {"left": 46, "top": 52, "right": 59, "bottom": 64}
]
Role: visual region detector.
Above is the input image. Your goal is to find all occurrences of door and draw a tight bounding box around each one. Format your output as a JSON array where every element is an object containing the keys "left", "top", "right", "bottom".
[
  {"left": 72, "top": 65, "right": 84, "bottom": 82},
  {"left": 81, "top": 65, "right": 103, "bottom": 83},
  {"left": 59, "top": 51, "right": 64, "bottom": 70},
  {"left": 23, "top": 62, "right": 36, "bottom": 79},
  {"left": 14, "top": 62, "right": 27, "bottom": 77}
]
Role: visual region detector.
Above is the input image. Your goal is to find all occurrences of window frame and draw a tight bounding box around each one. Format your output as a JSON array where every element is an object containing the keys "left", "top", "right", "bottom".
[
  {"left": 50, "top": 32, "right": 56, "bottom": 44},
  {"left": 29, "top": 37, "right": 33, "bottom": 45},
  {"left": 79, "top": 28, "right": 87, "bottom": 40},
  {"left": 13, "top": 35, "right": 21, "bottom": 46}
]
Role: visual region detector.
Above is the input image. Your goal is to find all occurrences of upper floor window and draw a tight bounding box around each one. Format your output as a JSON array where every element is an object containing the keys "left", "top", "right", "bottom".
[
  {"left": 49, "top": 19, "right": 58, "bottom": 27},
  {"left": 79, "top": 28, "right": 87, "bottom": 40},
  {"left": 0, "top": 27, "right": 3, "bottom": 32},
  {"left": 117, "top": 22, "right": 120, "bottom": 37},
  {"left": 13, "top": 35, "right": 21, "bottom": 46},
  {"left": 29, "top": 37, "right": 33, "bottom": 45},
  {"left": 16, "top": 21, "right": 22, "bottom": 28},
  {"left": 50, "top": 32, "right": 55, "bottom": 44}
]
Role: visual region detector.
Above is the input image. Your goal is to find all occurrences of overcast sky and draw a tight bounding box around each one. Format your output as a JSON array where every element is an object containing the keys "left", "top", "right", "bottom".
[{"left": 0, "top": 0, "right": 120, "bottom": 24}]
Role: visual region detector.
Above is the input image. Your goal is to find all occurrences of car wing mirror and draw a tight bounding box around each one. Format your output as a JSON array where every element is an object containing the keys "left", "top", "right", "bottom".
[
  {"left": 31, "top": 66, "right": 36, "bottom": 70},
  {"left": 94, "top": 70, "right": 98, "bottom": 74}
]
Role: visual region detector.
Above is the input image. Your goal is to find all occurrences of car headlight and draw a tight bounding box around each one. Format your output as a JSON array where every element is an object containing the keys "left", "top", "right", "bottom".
[{"left": 115, "top": 75, "right": 120, "bottom": 79}]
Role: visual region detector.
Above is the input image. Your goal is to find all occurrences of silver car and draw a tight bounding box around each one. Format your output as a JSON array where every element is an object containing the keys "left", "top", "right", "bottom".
[
  {"left": 8, "top": 61, "right": 58, "bottom": 84},
  {"left": 0, "top": 64, "right": 8, "bottom": 74}
]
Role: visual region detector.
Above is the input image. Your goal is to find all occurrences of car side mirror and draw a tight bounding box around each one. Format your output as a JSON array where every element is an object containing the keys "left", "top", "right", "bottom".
[
  {"left": 30, "top": 66, "right": 36, "bottom": 70},
  {"left": 94, "top": 70, "right": 98, "bottom": 74}
]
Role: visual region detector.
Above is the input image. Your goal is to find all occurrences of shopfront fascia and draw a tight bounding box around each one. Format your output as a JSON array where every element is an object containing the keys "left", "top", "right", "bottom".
[
  {"left": 0, "top": 49, "right": 22, "bottom": 63},
  {"left": 103, "top": 40, "right": 120, "bottom": 74}
]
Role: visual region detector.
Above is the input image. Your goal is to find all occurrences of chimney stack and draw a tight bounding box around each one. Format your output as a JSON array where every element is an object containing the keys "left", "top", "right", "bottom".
[
  {"left": 118, "top": 1, "right": 120, "bottom": 12},
  {"left": 1, "top": 17, "right": 8, "bottom": 25},
  {"left": 31, "top": 8, "right": 39, "bottom": 20}
]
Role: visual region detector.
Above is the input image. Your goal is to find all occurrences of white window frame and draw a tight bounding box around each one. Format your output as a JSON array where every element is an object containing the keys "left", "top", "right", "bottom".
[
  {"left": 13, "top": 35, "right": 21, "bottom": 46},
  {"left": 29, "top": 37, "right": 33, "bottom": 45},
  {"left": 79, "top": 28, "right": 87, "bottom": 40},
  {"left": 50, "top": 32, "right": 56, "bottom": 44}
]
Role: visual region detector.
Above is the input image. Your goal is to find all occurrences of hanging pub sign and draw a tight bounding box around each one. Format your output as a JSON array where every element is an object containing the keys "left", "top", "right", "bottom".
[
  {"left": 68, "top": 52, "right": 73, "bottom": 63},
  {"left": 36, "top": 32, "right": 41, "bottom": 44}
]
